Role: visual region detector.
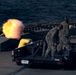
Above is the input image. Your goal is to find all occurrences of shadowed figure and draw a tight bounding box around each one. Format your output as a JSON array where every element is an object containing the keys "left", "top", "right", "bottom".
[
  {"left": 44, "top": 26, "right": 62, "bottom": 60},
  {"left": 57, "top": 17, "right": 72, "bottom": 60}
]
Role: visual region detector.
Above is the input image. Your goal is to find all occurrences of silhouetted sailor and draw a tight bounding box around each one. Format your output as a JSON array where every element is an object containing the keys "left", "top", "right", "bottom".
[
  {"left": 57, "top": 17, "right": 72, "bottom": 60},
  {"left": 44, "top": 26, "right": 61, "bottom": 60}
]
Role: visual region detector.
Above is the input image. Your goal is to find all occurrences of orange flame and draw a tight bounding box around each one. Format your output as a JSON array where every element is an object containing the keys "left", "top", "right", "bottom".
[{"left": 2, "top": 19, "right": 24, "bottom": 39}]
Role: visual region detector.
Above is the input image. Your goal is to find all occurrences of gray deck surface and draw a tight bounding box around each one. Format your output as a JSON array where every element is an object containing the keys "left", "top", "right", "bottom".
[
  {"left": 0, "top": 51, "right": 76, "bottom": 75},
  {"left": 0, "top": 51, "right": 21, "bottom": 75},
  {"left": 0, "top": 37, "right": 76, "bottom": 75},
  {"left": 0, "top": 36, "right": 9, "bottom": 43}
]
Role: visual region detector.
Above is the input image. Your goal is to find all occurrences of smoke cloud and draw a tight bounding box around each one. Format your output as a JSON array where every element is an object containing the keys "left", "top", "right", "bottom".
[{"left": 2, "top": 19, "right": 24, "bottom": 39}]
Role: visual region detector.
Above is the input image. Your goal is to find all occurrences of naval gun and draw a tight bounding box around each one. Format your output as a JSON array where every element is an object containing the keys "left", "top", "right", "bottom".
[{"left": 12, "top": 20, "right": 76, "bottom": 68}]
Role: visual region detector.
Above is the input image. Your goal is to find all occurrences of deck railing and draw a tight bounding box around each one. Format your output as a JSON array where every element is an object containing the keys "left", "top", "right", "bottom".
[{"left": 24, "top": 21, "right": 76, "bottom": 33}]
